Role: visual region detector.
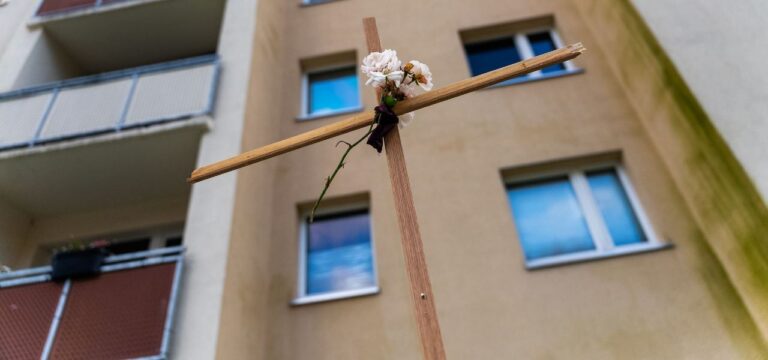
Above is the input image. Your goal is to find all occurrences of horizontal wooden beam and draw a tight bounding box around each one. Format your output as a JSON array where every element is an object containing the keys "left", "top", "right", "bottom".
[{"left": 188, "top": 43, "right": 585, "bottom": 183}]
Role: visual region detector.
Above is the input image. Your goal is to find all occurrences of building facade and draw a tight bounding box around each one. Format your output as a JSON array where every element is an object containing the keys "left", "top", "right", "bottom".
[{"left": 0, "top": 0, "right": 766, "bottom": 359}]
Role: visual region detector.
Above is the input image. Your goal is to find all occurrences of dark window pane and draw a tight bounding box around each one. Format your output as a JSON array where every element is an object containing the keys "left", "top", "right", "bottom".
[
  {"left": 465, "top": 37, "right": 522, "bottom": 76},
  {"left": 106, "top": 238, "right": 150, "bottom": 255},
  {"left": 586, "top": 170, "right": 646, "bottom": 246},
  {"left": 165, "top": 236, "right": 182, "bottom": 248},
  {"left": 306, "top": 210, "right": 374, "bottom": 295},
  {"left": 507, "top": 178, "right": 595, "bottom": 260},
  {"left": 308, "top": 67, "right": 360, "bottom": 115},
  {"left": 527, "top": 32, "right": 566, "bottom": 73}
]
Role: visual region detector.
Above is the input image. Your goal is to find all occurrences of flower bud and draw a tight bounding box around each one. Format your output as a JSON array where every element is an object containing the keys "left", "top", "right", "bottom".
[{"left": 383, "top": 95, "right": 397, "bottom": 107}]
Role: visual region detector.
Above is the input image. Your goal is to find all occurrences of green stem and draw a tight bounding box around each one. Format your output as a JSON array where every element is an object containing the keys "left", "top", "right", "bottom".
[{"left": 310, "top": 116, "right": 378, "bottom": 222}]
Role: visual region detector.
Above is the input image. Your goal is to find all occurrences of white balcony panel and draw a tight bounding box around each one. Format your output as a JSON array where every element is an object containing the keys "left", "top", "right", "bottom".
[
  {"left": 124, "top": 64, "right": 215, "bottom": 127},
  {"left": 0, "top": 56, "right": 217, "bottom": 151},
  {"left": 39, "top": 78, "right": 133, "bottom": 141},
  {"left": 0, "top": 93, "right": 52, "bottom": 147}
]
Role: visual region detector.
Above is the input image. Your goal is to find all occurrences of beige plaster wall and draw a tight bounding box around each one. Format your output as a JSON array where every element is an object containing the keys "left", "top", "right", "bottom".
[
  {"left": 0, "top": 195, "right": 187, "bottom": 269},
  {"left": 0, "top": 0, "right": 36, "bottom": 58},
  {"left": 0, "top": 3, "right": 85, "bottom": 92},
  {"left": 0, "top": 1, "right": 44, "bottom": 91},
  {"left": 0, "top": 194, "right": 186, "bottom": 270},
  {"left": 218, "top": 0, "right": 764, "bottom": 358},
  {"left": 0, "top": 197, "right": 30, "bottom": 269},
  {"left": 12, "top": 32, "right": 83, "bottom": 88},
  {"left": 20, "top": 196, "right": 187, "bottom": 265},
  {"left": 26, "top": 196, "right": 186, "bottom": 246}
]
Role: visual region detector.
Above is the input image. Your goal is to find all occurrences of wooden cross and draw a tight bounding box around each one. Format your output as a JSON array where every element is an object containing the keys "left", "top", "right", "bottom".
[{"left": 188, "top": 17, "right": 584, "bottom": 360}]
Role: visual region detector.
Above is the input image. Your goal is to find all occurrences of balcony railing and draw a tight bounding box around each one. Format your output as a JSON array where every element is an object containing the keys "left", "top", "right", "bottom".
[
  {"left": 0, "top": 55, "right": 219, "bottom": 151},
  {"left": 0, "top": 246, "right": 184, "bottom": 359},
  {"left": 36, "top": 0, "right": 133, "bottom": 17}
]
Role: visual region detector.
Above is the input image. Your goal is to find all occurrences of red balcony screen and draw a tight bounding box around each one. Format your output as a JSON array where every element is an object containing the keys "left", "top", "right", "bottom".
[
  {"left": 49, "top": 263, "right": 177, "bottom": 359},
  {"left": 37, "top": 0, "right": 98, "bottom": 16},
  {"left": 0, "top": 282, "right": 63, "bottom": 359}
]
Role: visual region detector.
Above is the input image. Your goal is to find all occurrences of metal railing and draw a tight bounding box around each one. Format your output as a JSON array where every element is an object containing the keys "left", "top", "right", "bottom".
[
  {"left": 0, "top": 54, "right": 220, "bottom": 151},
  {"left": 35, "top": 0, "right": 134, "bottom": 17},
  {"left": 0, "top": 246, "right": 185, "bottom": 359}
]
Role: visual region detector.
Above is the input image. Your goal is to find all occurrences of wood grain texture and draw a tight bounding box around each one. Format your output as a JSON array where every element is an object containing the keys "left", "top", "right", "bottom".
[
  {"left": 364, "top": 17, "right": 447, "bottom": 360},
  {"left": 187, "top": 42, "right": 584, "bottom": 183}
]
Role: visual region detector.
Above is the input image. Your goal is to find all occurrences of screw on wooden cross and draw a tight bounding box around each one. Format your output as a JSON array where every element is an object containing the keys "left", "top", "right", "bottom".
[{"left": 188, "top": 17, "right": 584, "bottom": 360}]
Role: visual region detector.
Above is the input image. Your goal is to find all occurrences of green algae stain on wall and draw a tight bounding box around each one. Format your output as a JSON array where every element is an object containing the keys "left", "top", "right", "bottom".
[
  {"left": 586, "top": 0, "right": 768, "bottom": 353},
  {"left": 691, "top": 229, "right": 768, "bottom": 357}
]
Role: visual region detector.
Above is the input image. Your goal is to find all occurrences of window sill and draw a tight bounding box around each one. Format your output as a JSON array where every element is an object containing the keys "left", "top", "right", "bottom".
[
  {"left": 296, "top": 106, "right": 364, "bottom": 122},
  {"left": 291, "top": 286, "right": 380, "bottom": 306},
  {"left": 525, "top": 242, "right": 673, "bottom": 270},
  {"left": 487, "top": 68, "right": 584, "bottom": 89}
]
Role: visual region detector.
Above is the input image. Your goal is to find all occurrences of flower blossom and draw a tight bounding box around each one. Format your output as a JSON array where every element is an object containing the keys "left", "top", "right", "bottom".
[
  {"left": 405, "top": 60, "right": 433, "bottom": 91},
  {"left": 361, "top": 49, "right": 403, "bottom": 88},
  {"left": 360, "top": 52, "right": 435, "bottom": 128}
]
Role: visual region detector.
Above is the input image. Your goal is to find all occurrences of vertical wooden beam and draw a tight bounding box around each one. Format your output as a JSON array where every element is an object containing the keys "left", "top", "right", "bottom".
[{"left": 363, "top": 17, "right": 447, "bottom": 360}]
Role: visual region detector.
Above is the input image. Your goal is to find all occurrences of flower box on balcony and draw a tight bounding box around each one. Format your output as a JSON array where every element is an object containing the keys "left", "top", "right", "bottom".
[{"left": 51, "top": 248, "right": 106, "bottom": 281}]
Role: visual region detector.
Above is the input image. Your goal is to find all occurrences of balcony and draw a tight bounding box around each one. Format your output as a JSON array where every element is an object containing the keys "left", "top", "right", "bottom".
[
  {"left": 0, "top": 55, "right": 219, "bottom": 151},
  {"left": 0, "top": 247, "right": 184, "bottom": 359},
  {"left": 0, "top": 56, "right": 216, "bottom": 218},
  {"left": 28, "top": 0, "right": 225, "bottom": 74}
]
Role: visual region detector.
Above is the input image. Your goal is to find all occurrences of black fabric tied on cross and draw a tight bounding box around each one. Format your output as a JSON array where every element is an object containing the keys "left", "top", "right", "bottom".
[{"left": 366, "top": 104, "right": 399, "bottom": 153}]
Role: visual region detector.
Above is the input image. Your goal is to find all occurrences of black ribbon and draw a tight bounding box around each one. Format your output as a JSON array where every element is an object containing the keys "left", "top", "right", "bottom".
[{"left": 366, "top": 104, "right": 399, "bottom": 153}]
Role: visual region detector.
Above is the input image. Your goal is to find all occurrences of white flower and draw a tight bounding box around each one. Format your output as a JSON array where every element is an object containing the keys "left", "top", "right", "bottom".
[
  {"left": 405, "top": 60, "right": 433, "bottom": 91},
  {"left": 361, "top": 50, "right": 402, "bottom": 88},
  {"left": 366, "top": 70, "right": 404, "bottom": 88}
]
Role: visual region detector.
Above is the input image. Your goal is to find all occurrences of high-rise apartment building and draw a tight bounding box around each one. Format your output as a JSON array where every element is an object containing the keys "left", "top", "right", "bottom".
[{"left": 0, "top": 0, "right": 766, "bottom": 358}]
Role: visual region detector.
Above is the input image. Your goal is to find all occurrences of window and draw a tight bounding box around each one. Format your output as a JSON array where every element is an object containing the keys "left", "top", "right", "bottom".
[
  {"left": 105, "top": 237, "right": 151, "bottom": 255},
  {"left": 302, "top": 0, "right": 335, "bottom": 5},
  {"left": 104, "top": 232, "right": 182, "bottom": 255},
  {"left": 299, "top": 51, "right": 361, "bottom": 120},
  {"left": 164, "top": 236, "right": 183, "bottom": 247},
  {"left": 505, "top": 165, "right": 666, "bottom": 268},
  {"left": 301, "top": 65, "right": 361, "bottom": 119},
  {"left": 293, "top": 208, "right": 378, "bottom": 305},
  {"left": 463, "top": 27, "right": 578, "bottom": 85}
]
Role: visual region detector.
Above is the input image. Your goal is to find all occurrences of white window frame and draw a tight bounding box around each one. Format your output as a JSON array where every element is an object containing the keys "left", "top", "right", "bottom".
[
  {"left": 513, "top": 27, "right": 578, "bottom": 79},
  {"left": 506, "top": 163, "right": 670, "bottom": 269},
  {"left": 292, "top": 202, "right": 380, "bottom": 305},
  {"left": 149, "top": 230, "right": 183, "bottom": 249},
  {"left": 298, "top": 63, "right": 363, "bottom": 121},
  {"left": 466, "top": 27, "right": 581, "bottom": 87}
]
